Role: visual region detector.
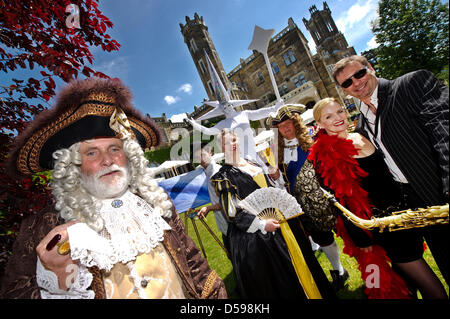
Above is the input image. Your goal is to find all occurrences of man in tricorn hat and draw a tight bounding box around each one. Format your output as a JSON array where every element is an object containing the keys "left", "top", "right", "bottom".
[
  {"left": 1, "top": 78, "right": 226, "bottom": 299},
  {"left": 268, "top": 104, "right": 348, "bottom": 292}
]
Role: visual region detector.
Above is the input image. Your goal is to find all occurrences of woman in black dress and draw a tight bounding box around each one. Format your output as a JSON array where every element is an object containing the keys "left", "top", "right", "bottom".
[{"left": 211, "top": 129, "right": 334, "bottom": 299}]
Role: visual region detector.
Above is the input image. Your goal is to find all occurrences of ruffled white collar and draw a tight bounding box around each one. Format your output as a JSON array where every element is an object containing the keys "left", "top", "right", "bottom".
[
  {"left": 283, "top": 137, "right": 299, "bottom": 163},
  {"left": 67, "top": 190, "right": 171, "bottom": 271}
]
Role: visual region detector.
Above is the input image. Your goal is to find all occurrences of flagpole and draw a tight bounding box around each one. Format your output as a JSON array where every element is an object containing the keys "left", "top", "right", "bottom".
[{"left": 262, "top": 52, "right": 282, "bottom": 103}]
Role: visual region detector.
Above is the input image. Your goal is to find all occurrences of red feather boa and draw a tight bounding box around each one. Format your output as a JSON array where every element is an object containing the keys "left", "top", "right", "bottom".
[{"left": 308, "top": 129, "right": 411, "bottom": 299}]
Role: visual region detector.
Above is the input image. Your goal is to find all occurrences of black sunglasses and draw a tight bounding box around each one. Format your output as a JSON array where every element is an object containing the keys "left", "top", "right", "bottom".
[{"left": 340, "top": 67, "right": 368, "bottom": 88}]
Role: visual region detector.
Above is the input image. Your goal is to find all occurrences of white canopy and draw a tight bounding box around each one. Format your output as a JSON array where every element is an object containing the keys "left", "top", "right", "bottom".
[{"left": 301, "top": 108, "right": 314, "bottom": 125}]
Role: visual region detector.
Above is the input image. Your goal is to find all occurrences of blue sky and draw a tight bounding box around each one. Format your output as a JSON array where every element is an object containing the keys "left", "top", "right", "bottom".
[
  {"left": 88, "top": 0, "right": 380, "bottom": 119},
  {"left": 17, "top": 0, "right": 381, "bottom": 121},
  {"left": 91, "top": 0, "right": 380, "bottom": 119}
]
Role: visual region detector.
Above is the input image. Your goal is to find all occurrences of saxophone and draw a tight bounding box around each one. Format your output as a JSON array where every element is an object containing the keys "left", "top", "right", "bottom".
[{"left": 321, "top": 188, "right": 449, "bottom": 232}]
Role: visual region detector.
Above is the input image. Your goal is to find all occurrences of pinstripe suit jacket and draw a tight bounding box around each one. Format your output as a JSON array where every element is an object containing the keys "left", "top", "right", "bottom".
[{"left": 356, "top": 70, "right": 449, "bottom": 205}]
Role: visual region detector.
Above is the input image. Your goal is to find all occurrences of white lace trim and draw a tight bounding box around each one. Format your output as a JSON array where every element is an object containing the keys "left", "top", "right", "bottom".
[
  {"left": 68, "top": 191, "right": 171, "bottom": 271},
  {"left": 36, "top": 258, "right": 94, "bottom": 299},
  {"left": 284, "top": 137, "right": 299, "bottom": 163},
  {"left": 247, "top": 217, "right": 267, "bottom": 234},
  {"left": 238, "top": 187, "right": 303, "bottom": 220}
]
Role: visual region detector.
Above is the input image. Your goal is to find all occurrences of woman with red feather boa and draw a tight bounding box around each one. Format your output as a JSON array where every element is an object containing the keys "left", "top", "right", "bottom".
[{"left": 308, "top": 98, "right": 447, "bottom": 299}]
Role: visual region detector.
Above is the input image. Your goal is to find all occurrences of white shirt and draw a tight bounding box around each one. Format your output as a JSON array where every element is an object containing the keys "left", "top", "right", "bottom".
[
  {"left": 283, "top": 137, "right": 299, "bottom": 164},
  {"left": 360, "top": 85, "right": 409, "bottom": 183}
]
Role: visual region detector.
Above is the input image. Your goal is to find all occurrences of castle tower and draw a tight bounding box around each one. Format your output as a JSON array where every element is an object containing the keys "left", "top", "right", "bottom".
[
  {"left": 303, "top": 2, "right": 355, "bottom": 64},
  {"left": 180, "top": 13, "right": 237, "bottom": 101}
]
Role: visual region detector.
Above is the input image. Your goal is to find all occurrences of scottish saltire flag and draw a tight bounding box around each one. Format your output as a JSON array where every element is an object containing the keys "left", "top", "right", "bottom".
[{"left": 158, "top": 168, "right": 211, "bottom": 213}]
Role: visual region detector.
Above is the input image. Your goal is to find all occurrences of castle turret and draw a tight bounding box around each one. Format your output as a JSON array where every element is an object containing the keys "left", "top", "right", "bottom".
[
  {"left": 180, "top": 13, "right": 235, "bottom": 100},
  {"left": 303, "top": 1, "right": 355, "bottom": 64}
]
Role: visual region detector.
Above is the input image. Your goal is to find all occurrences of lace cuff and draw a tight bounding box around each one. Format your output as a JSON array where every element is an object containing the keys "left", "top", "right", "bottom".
[
  {"left": 36, "top": 258, "right": 95, "bottom": 299},
  {"left": 247, "top": 217, "right": 267, "bottom": 234}
]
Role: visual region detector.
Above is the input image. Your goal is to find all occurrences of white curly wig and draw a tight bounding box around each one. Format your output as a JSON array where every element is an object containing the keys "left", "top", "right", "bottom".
[{"left": 51, "top": 137, "right": 173, "bottom": 232}]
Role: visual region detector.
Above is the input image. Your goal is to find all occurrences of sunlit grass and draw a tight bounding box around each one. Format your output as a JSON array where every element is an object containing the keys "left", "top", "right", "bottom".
[{"left": 181, "top": 208, "right": 448, "bottom": 299}]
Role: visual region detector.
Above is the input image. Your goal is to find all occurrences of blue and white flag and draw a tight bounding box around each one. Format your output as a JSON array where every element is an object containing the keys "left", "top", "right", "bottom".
[{"left": 158, "top": 168, "right": 211, "bottom": 213}]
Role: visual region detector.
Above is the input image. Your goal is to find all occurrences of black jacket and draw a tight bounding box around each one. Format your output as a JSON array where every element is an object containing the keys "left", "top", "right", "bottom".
[{"left": 356, "top": 70, "right": 449, "bottom": 205}]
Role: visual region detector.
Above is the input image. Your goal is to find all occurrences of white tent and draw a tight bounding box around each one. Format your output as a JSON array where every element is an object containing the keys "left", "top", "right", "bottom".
[
  {"left": 253, "top": 129, "right": 274, "bottom": 145},
  {"left": 301, "top": 108, "right": 314, "bottom": 125},
  {"left": 148, "top": 160, "right": 190, "bottom": 179},
  {"left": 169, "top": 113, "right": 188, "bottom": 123},
  {"left": 254, "top": 130, "right": 274, "bottom": 153}
]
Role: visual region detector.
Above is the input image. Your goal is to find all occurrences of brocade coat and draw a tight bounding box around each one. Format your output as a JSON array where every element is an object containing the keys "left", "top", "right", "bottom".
[{"left": 1, "top": 203, "right": 227, "bottom": 299}]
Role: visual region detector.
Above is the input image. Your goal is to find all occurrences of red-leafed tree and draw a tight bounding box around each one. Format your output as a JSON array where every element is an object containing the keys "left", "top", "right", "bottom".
[{"left": 0, "top": 0, "right": 120, "bottom": 275}]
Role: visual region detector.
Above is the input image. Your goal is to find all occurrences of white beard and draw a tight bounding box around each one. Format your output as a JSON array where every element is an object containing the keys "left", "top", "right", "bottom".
[{"left": 81, "top": 164, "right": 131, "bottom": 199}]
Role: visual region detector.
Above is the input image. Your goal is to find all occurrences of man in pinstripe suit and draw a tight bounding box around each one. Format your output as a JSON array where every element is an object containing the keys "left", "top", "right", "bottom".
[{"left": 332, "top": 55, "right": 449, "bottom": 290}]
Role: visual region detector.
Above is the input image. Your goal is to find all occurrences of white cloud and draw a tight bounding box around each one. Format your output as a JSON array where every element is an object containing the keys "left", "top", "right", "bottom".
[
  {"left": 336, "top": 0, "right": 378, "bottom": 33},
  {"left": 164, "top": 83, "right": 192, "bottom": 106},
  {"left": 336, "top": 1, "right": 373, "bottom": 32},
  {"left": 335, "top": 0, "right": 378, "bottom": 50},
  {"left": 164, "top": 95, "right": 180, "bottom": 105},
  {"left": 177, "top": 83, "right": 193, "bottom": 95},
  {"left": 366, "top": 36, "right": 379, "bottom": 50},
  {"left": 95, "top": 56, "right": 128, "bottom": 79}
]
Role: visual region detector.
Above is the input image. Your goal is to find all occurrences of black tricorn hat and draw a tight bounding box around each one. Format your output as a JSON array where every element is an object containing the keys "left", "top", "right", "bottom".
[
  {"left": 266, "top": 104, "right": 306, "bottom": 126},
  {"left": 9, "top": 77, "right": 161, "bottom": 177}
]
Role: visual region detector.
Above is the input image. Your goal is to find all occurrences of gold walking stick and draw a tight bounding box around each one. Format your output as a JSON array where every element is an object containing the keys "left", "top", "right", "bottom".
[
  {"left": 197, "top": 217, "right": 231, "bottom": 259},
  {"left": 187, "top": 208, "right": 231, "bottom": 258},
  {"left": 320, "top": 187, "right": 449, "bottom": 232},
  {"left": 187, "top": 209, "right": 207, "bottom": 258}
]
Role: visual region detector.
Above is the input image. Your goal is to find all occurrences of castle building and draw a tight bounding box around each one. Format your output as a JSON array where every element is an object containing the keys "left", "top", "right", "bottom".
[{"left": 150, "top": 2, "right": 358, "bottom": 147}]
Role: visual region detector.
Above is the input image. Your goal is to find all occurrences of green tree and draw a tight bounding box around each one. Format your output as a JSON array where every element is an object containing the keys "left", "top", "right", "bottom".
[
  {"left": 360, "top": 48, "right": 378, "bottom": 69},
  {"left": 371, "top": 0, "right": 449, "bottom": 83}
]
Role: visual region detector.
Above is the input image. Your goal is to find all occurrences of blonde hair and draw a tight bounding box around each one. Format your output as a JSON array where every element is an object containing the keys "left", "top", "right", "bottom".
[
  {"left": 51, "top": 137, "right": 172, "bottom": 232},
  {"left": 312, "top": 97, "right": 342, "bottom": 123}
]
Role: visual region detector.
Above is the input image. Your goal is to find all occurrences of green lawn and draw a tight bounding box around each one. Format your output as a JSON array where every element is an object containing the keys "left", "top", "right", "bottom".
[
  {"left": 181, "top": 208, "right": 449, "bottom": 299},
  {"left": 181, "top": 210, "right": 238, "bottom": 297}
]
